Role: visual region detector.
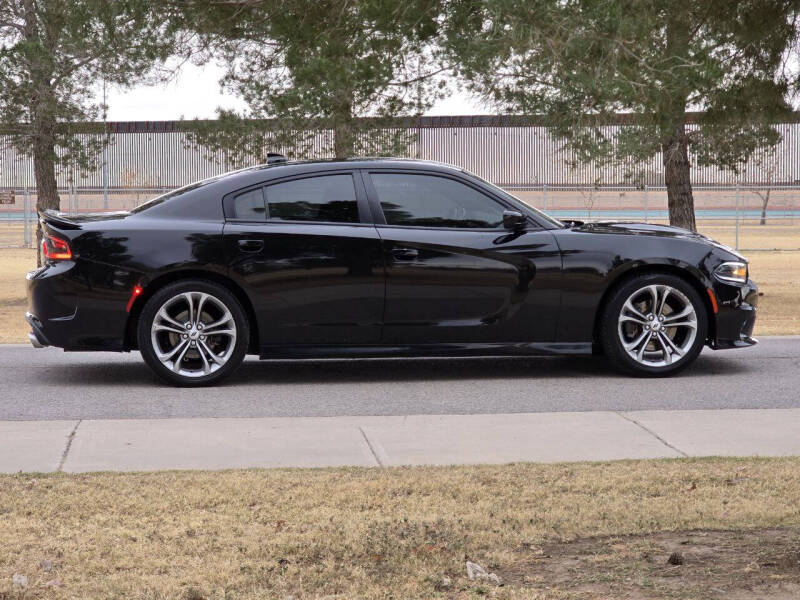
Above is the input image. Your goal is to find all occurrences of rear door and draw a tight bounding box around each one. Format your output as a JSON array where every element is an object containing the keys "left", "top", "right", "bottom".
[
  {"left": 363, "top": 169, "right": 562, "bottom": 345},
  {"left": 223, "top": 170, "right": 385, "bottom": 347}
]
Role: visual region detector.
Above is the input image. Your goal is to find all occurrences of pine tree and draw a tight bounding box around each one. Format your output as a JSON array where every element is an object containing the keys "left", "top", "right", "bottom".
[
  {"left": 0, "top": 0, "right": 181, "bottom": 260},
  {"left": 447, "top": 0, "right": 800, "bottom": 230},
  {"left": 183, "top": 0, "right": 446, "bottom": 162}
]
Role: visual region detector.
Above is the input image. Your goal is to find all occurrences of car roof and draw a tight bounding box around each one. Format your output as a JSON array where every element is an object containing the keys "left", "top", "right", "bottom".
[
  {"left": 162, "top": 157, "right": 470, "bottom": 202},
  {"left": 222, "top": 157, "right": 466, "bottom": 183}
]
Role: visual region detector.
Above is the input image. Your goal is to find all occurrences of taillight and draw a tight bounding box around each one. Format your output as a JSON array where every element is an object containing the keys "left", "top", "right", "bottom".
[{"left": 41, "top": 233, "right": 73, "bottom": 260}]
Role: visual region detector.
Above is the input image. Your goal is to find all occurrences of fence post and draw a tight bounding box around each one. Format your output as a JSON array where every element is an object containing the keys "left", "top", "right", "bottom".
[
  {"left": 102, "top": 144, "right": 109, "bottom": 210},
  {"left": 542, "top": 184, "right": 547, "bottom": 212},
  {"left": 23, "top": 187, "right": 31, "bottom": 248},
  {"left": 644, "top": 185, "right": 648, "bottom": 223},
  {"left": 734, "top": 183, "right": 740, "bottom": 250}
]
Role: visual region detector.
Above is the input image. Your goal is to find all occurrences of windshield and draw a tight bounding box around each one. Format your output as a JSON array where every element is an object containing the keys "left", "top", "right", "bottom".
[{"left": 462, "top": 169, "right": 565, "bottom": 228}]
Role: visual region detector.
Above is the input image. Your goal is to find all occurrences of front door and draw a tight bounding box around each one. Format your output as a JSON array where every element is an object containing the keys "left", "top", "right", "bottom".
[
  {"left": 363, "top": 170, "right": 562, "bottom": 345},
  {"left": 224, "top": 171, "right": 385, "bottom": 347}
]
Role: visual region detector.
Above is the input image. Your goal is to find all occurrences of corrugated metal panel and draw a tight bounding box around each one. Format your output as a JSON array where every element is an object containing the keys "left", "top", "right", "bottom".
[{"left": 2, "top": 119, "right": 799, "bottom": 189}]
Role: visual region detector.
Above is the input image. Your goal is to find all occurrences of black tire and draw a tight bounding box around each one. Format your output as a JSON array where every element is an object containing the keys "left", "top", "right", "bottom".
[
  {"left": 599, "top": 272, "right": 708, "bottom": 377},
  {"left": 137, "top": 279, "right": 249, "bottom": 386}
]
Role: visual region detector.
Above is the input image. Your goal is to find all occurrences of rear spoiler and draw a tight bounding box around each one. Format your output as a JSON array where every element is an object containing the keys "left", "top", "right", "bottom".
[{"left": 38, "top": 209, "right": 81, "bottom": 230}]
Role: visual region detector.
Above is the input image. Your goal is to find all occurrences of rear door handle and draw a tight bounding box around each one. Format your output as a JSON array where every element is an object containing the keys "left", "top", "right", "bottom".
[
  {"left": 391, "top": 247, "right": 419, "bottom": 261},
  {"left": 238, "top": 239, "right": 264, "bottom": 253}
]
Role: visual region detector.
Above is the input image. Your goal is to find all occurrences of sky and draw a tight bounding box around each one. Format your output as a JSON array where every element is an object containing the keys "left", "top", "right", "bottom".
[{"left": 104, "top": 63, "right": 488, "bottom": 122}]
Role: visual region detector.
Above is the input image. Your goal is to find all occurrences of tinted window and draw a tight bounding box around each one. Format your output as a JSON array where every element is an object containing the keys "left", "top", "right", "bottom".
[
  {"left": 266, "top": 174, "right": 359, "bottom": 223},
  {"left": 131, "top": 175, "right": 227, "bottom": 214},
  {"left": 371, "top": 173, "right": 505, "bottom": 228},
  {"left": 232, "top": 188, "right": 267, "bottom": 220}
]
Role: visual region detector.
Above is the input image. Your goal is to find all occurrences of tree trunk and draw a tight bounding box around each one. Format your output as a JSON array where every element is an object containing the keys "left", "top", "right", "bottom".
[
  {"left": 32, "top": 125, "right": 61, "bottom": 264},
  {"left": 23, "top": 0, "right": 61, "bottom": 265},
  {"left": 332, "top": 97, "right": 355, "bottom": 159},
  {"left": 660, "top": 13, "right": 696, "bottom": 232},
  {"left": 760, "top": 189, "right": 770, "bottom": 225},
  {"left": 333, "top": 118, "right": 355, "bottom": 159},
  {"left": 662, "top": 123, "right": 696, "bottom": 231}
]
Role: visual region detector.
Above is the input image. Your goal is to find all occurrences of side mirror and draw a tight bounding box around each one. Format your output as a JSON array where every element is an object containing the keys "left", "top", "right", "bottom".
[{"left": 502, "top": 210, "right": 527, "bottom": 231}]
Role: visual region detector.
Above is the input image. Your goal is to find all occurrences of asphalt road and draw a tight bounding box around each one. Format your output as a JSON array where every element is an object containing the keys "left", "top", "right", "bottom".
[{"left": 1, "top": 338, "right": 797, "bottom": 421}]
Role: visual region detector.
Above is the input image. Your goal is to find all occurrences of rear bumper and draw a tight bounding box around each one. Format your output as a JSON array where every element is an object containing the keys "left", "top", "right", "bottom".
[
  {"left": 26, "top": 312, "right": 51, "bottom": 347},
  {"left": 26, "top": 260, "right": 130, "bottom": 351},
  {"left": 709, "top": 278, "right": 758, "bottom": 350}
]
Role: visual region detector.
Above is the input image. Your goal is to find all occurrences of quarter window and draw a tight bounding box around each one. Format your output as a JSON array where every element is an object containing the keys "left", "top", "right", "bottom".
[
  {"left": 232, "top": 188, "right": 267, "bottom": 220},
  {"left": 371, "top": 173, "right": 505, "bottom": 228},
  {"left": 266, "top": 174, "right": 359, "bottom": 223}
]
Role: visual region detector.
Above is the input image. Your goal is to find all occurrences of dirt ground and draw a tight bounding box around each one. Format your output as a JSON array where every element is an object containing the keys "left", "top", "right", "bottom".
[
  {"left": 1, "top": 458, "right": 800, "bottom": 599},
  {"left": 507, "top": 527, "right": 800, "bottom": 600}
]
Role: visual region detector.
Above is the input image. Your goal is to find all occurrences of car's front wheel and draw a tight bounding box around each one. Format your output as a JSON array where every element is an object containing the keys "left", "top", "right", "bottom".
[
  {"left": 600, "top": 273, "right": 708, "bottom": 376},
  {"left": 137, "top": 280, "right": 249, "bottom": 386}
]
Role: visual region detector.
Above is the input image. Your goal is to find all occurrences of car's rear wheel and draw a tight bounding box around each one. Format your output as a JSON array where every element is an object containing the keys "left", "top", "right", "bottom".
[
  {"left": 600, "top": 273, "right": 708, "bottom": 376},
  {"left": 138, "top": 280, "right": 249, "bottom": 386}
]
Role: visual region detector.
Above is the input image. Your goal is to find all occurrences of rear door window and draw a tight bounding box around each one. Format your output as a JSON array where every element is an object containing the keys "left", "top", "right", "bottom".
[{"left": 265, "top": 174, "right": 360, "bottom": 223}]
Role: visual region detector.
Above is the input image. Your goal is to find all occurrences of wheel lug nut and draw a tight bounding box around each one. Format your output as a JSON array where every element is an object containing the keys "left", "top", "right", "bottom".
[
  {"left": 185, "top": 323, "right": 191, "bottom": 329},
  {"left": 197, "top": 324, "right": 203, "bottom": 330},
  {"left": 182, "top": 334, "right": 188, "bottom": 339},
  {"left": 200, "top": 335, "right": 205, "bottom": 340},
  {"left": 648, "top": 315, "right": 654, "bottom": 320}
]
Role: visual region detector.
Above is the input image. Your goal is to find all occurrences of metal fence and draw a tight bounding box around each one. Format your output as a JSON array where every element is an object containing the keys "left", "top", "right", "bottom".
[
  {"left": 3, "top": 115, "right": 800, "bottom": 189},
  {"left": 2, "top": 183, "right": 798, "bottom": 251},
  {"left": 3, "top": 115, "right": 800, "bottom": 250}
]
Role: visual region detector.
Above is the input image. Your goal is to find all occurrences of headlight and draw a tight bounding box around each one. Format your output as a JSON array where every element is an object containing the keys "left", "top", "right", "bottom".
[{"left": 714, "top": 261, "right": 748, "bottom": 284}]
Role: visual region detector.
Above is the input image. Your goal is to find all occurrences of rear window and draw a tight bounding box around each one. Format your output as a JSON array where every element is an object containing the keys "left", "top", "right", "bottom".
[{"left": 130, "top": 178, "right": 222, "bottom": 214}]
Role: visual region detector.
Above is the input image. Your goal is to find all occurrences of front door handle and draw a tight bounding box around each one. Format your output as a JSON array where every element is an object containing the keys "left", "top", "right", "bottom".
[
  {"left": 238, "top": 239, "right": 264, "bottom": 253},
  {"left": 391, "top": 247, "right": 419, "bottom": 261}
]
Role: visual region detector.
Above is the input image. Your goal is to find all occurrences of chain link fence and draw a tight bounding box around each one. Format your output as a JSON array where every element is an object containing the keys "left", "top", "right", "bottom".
[
  {"left": 1, "top": 184, "right": 799, "bottom": 251},
  {"left": 512, "top": 184, "right": 800, "bottom": 251}
]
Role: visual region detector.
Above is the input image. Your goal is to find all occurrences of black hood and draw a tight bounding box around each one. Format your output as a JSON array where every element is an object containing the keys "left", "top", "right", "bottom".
[
  {"left": 573, "top": 220, "right": 745, "bottom": 260},
  {"left": 574, "top": 220, "right": 706, "bottom": 239}
]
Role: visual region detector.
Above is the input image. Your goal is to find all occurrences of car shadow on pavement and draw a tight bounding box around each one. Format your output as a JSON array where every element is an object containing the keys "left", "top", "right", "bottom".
[{"left": 37, "top": 352, "right": 754, "bottom": 387}]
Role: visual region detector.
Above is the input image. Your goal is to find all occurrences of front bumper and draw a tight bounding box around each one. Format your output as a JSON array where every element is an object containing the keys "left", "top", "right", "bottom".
[{"left": 709, "top": 278, "right": 758, "bottom": 349}]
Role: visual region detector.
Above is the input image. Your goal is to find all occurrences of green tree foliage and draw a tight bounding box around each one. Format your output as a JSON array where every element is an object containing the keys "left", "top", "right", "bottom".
[
  {"left": 447, "top": 0, "right": 800, "bottom": 230},
  {"left": 184, "top": 0, "right": 446, "bottom": 163},
  {"left": 0, "top": 0, "right": 181, "bottom": 259}
]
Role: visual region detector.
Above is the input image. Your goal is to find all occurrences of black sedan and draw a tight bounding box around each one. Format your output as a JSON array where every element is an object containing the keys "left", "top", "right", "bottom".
[{"left": 27, "top": 157, "right": 758, "bottom": 385}]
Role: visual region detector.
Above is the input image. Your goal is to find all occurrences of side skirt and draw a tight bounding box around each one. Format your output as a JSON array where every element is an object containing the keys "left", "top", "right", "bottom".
[{"left": 258, "top": 342, "right": 593, "bottom": 360}]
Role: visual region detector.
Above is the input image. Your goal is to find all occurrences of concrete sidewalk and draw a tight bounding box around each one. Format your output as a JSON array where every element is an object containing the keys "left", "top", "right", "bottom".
[{"left": 3, "top": 408, "right": 799, "bottom": 472}]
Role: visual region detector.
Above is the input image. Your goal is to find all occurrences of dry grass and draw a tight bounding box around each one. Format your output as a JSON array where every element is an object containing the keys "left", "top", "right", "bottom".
[
  {"left": 0, "top": 248, "right": 33, "bottom": 343},
  {"left": 0, "top": 240, "right": 798, "bottom": 343},
  {"left": 746, "top": 251, "right": 800, "bottom": 335},
  {"left": 0, "top": 224, "right": 27, "bottom": 249},
  {"left": 698, "top": 223, "right": 800, "bottom": 251},
  {"left": 1, "top": 458, "right": 800, "bottom": 599}
]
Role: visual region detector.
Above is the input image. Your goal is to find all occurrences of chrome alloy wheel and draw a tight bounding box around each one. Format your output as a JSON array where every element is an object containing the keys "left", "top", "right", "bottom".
[
  {"left": 150, "top": 291, "right": 237, "bottom": 378},
  {"left": 617, "top": 284, "right": 698, "bottom": 368}
]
